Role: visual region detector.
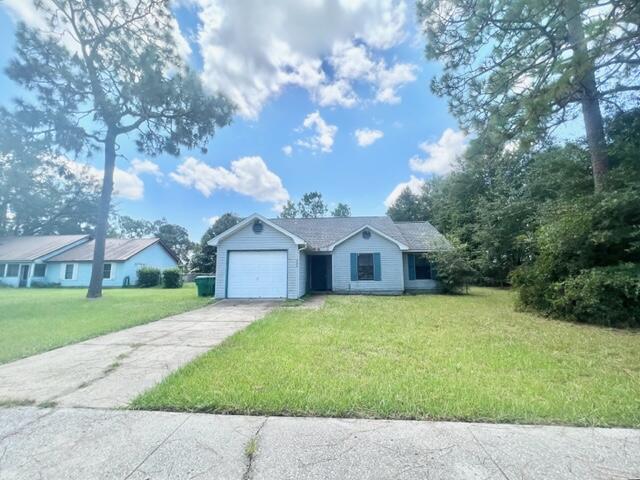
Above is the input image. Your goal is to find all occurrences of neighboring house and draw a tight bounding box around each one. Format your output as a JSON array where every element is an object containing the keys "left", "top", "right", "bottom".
[
  {"left": 0, "top": 236, "right": 178, "bottom": 288},
  {"left": 209, "top": 214, "right": 452, "bottom": 299}
]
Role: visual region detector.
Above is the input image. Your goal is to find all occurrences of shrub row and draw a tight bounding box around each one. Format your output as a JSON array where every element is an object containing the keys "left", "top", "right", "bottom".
[{"left": 136, "top": 267, "right": 183, "bottom": 289}]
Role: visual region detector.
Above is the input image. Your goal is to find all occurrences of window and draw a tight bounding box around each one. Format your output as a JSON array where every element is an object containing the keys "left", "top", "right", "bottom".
[
  {"left": 412, "top": 254, "right": 432, "bottom": 280},
  {"left": 357, "top": 253, "right": 374, "bottom": 281},
  {"left": 103, "top": 263, "right": 112, "bottom": 279},
  {"left": 33, "top": 264, "right": 46, "bottom": 277},
  {"left": 0, "top": 264, "right": 5, "bottom": 277},
  {"left": 6, "top": 264, "right": 19, "bottom": 277},
  {"left": 64, "top": 264, "right": 75, "bottom": 280}
]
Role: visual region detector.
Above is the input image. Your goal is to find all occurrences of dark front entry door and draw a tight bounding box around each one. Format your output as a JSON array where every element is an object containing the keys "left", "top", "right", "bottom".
[
  {"left": 309, "top": 255, "right": 332, "bottom": 291},
  {"left": 19, "top": 265, "right": 29, "bottom": 287}
]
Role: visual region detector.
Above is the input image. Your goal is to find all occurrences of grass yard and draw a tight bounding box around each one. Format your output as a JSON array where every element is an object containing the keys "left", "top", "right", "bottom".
[
  {"left": 133, "top": 288, "right": 640, "bottom": 427},
  {"left": 0, "top": 284, "right": 211, "bottom": 364}
]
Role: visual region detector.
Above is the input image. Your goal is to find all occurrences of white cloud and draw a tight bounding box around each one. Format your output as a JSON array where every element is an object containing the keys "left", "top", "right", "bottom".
[
  {"left": 130, "top": 159, "right": 163, "bottom": 180},
  {"left": 170, "top": 156, "right": 289, "bottom": 209},
  {"left": 315, "top": 79, "right": 358, "bottom": 108},
  {"left": 329, "top": 41, "right": 417, "bottom": 106},
  {"left": 296, "top": 111, "right": 338, "bottom": 153},
  {"left": 205, "top": 215, "right": 220, "bottom": 226},
  {"left": 330, "top": 42, "right": 376, "bottom": 81},
  {"left": 409, "top": 128, "right": 468, "bottom": 175},
  {"left": 384, "top": 175, "right": 424, "bottom": 208},
  {"left": 354, "top": 128, "right": 384, "bottom": 147},
  {"left": 196, "top": 0, "right": 411, "bottom": 118},
  {"left": 282, "top": 145, "right": 293, "bottom": 156},
  {"left": 374, "top": 62, "right": 417, "bottom": 104},
  {"left": 59, "top": 157, "right": 145, "bottom": 201}
]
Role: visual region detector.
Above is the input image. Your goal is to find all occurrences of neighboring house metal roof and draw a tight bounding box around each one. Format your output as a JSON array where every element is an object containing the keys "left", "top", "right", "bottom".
[
  {"left": 270, "top": 216, "right": 451, "bottom": 251},
  {"left": 0, "top": 235, "right": 89, "bottom": 261},
  {"left": 47, "top": 238, "right": 178, "bottom": 262}
]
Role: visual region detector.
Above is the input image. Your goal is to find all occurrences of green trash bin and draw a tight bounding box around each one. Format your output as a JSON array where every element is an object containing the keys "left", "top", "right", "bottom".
[{"left": 195, "top": 275, "right": 215, "bottom": 297}]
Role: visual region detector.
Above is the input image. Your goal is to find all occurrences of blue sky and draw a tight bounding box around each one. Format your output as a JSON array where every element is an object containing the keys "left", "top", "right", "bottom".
[{"left": 0, "top": 1, "right": 464, "bottom": 240}]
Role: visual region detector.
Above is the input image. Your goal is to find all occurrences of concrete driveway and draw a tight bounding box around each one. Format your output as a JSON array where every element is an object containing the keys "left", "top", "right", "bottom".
[
  {"left": 0, "top": 407, "right": 639, "bottom": 480},
  {"left": 0, "top": 300, "right": 278, "bottom": 408}
]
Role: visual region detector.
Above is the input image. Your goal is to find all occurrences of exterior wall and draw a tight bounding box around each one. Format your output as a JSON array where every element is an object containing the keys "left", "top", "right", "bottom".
[
  {"left": 215, "top": 221, "right": 301, "bottom": 299},
  {"left": 299, "top": 250, "right": 307, "bottom": 297},
  {"left": 0, "top": 262, "right": 32, "bottom": 287},
  {"left": 0, "top": 237, "right": 91, "bottom": 288},
  {"left": 332, "top": 230, "right": 404, "bottom": 294},
  {"left": 403, "top": 253, "right": 439, "bottom": 291},
  {"left": 44, "top": 243, "right": 177, "bottom": 287}
]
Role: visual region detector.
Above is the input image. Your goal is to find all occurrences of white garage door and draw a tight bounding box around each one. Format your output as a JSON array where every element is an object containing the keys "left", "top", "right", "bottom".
[{"left": 227, "top": 251, "right": 287, "bottom": 298}]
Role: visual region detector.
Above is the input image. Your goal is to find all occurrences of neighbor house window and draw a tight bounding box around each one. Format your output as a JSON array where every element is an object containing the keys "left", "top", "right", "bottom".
[
  {"left": 64, "top": 264, "right": 75, "bottom": 280},
  {"left": 357, "top": 253, "right": 374, "bottom": 281},
  {"left": 33, "top": 264, "right": 47, "bottom": 277},
  {"left": 0, "top": 264, "right": 5, "bottom": 277},
  {"left": 6, "top": 264, "right": 19, "bottom": 277},
  {"left": 103, "top": 263, "right": 112, "bottom": 279},
  {"left": 414, "top": 255, "right": 432, "bottom": 280}
]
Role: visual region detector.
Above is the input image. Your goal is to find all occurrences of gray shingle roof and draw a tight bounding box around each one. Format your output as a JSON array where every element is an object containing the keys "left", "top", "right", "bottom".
[
  {"left": 47, "top": 238, "right": 172, "bottom": 262},
  {"left": 0, "top": 235, "right": 89, "bottom": 261},
  {"left": 270, "top": 216, "right": 451, "bottom": 251}
]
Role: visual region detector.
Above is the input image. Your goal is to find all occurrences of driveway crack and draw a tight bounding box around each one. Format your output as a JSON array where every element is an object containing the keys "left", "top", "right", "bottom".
[
  {"left": 468, "top": 427, "right": 510, "bottom": 480},
  {"left": 123, "top": 414, "right": 192, "bottom": 480},
  {"left": 242, "top": 417, "right": 268, "bottom": 480}
]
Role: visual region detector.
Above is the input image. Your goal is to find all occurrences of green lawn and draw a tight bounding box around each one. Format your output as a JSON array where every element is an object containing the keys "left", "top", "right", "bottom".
[
  {"left": 0, "top": 284, "right": 211, "bottom": 364},
  {"left": 133, "top": 288, "right": 640, "bottom": 427}
]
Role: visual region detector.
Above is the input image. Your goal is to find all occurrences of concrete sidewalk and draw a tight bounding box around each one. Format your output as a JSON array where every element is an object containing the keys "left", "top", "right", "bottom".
[
  {"left": 0, "top": 300, "right": 278, "bottom": 409},
  {"left": 0, "top": 407, "right": 638, "bottom": 480}
]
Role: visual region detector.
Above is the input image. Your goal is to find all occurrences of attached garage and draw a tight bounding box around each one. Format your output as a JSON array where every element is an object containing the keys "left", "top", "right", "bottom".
[{"left": 227, "top": 250, "right": 288, "bottom": 298}]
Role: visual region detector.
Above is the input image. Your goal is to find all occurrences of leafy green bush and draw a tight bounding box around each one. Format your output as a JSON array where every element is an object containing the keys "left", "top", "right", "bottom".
[
  {"left": 137, "top": 267, "right": 161, "bottom": 288},
  {"left": 551, "top": 264, "right": 640, "bottom": 327},
  {"left": 162, "top": 268, "right": 183, "bottom": 289},
  {"left": 513, "top": 184, "right": 640, "bottom": 326},
  {"left": 431, "top": 248, "right": 476, "bottom": 294}
]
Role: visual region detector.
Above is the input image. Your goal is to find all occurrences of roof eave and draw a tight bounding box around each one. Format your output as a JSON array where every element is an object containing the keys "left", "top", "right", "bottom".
[
  {"left": 208, "top": 213, "right": 306, "bottom": 247},
  {"left": 326, "top": 224, "right": 409, "bottom": 252}
]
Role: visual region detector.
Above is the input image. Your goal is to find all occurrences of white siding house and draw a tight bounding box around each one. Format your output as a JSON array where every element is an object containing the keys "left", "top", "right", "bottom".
[{"left": 210, "top": 214, "right": 451, "bottom": 299}]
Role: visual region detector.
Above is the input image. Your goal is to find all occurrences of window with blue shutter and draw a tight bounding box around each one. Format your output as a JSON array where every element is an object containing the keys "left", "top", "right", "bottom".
[
  {"left": 350, "top": 253, "right": 357, "bottom": 281},
  {"left": 373, "top": 253, "right": 381, "bottom": 281}
]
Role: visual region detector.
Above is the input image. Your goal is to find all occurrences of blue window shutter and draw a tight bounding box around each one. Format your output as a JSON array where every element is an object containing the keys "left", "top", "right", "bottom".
[
  {"left": 373, "top": 253, "right": 381, "bottom": 281},
  {"left": 350, "top": 253, "right": 357, "bottom": 281},
  {"left": 408, "top": 254, "right": 416, "bottom": 280}
]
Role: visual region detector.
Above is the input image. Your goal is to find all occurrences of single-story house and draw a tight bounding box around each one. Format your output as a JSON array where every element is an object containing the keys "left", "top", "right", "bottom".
[
  {"left": 0, "top": 236, "right": 178, "bottom": 288},
  {"left": 209, "top": 214, "right": 452, "bottom": 299}
]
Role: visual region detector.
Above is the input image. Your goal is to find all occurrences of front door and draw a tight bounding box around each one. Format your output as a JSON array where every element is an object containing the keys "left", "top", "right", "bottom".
[
  {"left": 309, "top": 255, "right": 332, "bottom": 291},
  {"left": 19, "top": 265, "right": 29, "bottom": 287}
]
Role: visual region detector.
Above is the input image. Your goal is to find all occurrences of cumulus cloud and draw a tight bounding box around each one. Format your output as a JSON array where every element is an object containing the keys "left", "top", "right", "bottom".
[
  {"left": 130, "top": 159, "right": 164, "bottom": 180},
  {"left": 384, "top": 175, "right": 424, "bottom": 208},
  {"left": 282, "top": 145, "right": 293, "bottom": 156},
  {"left": 354, "top": 128, "right": 384, "bottom": 147},
  {"left": 195, "top": 0, "right": 412, "bottom": 118},
  {"left": 170, "top": 156, "right": 289, "bottom": 209},
  {"left": 59, "top": 157, "right": 145, "bottom": 201},
  {"left": 205, "top": 215, "right": 220, "bottom": 226},
  {"left": 296, "top": 111, "right": 338, "bottom": 153},
  {"left": 409, "top": 128, "right": 468, "bottom": 175},
  {"left": 315, "top": 79, "right": 358, "bottom": 108},
  {"left": 374, "top": 62, "right": 417, "bottom": 104}
]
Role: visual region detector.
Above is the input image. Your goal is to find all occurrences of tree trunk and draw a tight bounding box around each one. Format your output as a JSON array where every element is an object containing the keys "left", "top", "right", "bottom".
[
  {"left": 86, "top": 129, "right": 116, "bottom": 298},
  {"left": 564, "top": 0, "right": 609, "bottom": 191}
]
